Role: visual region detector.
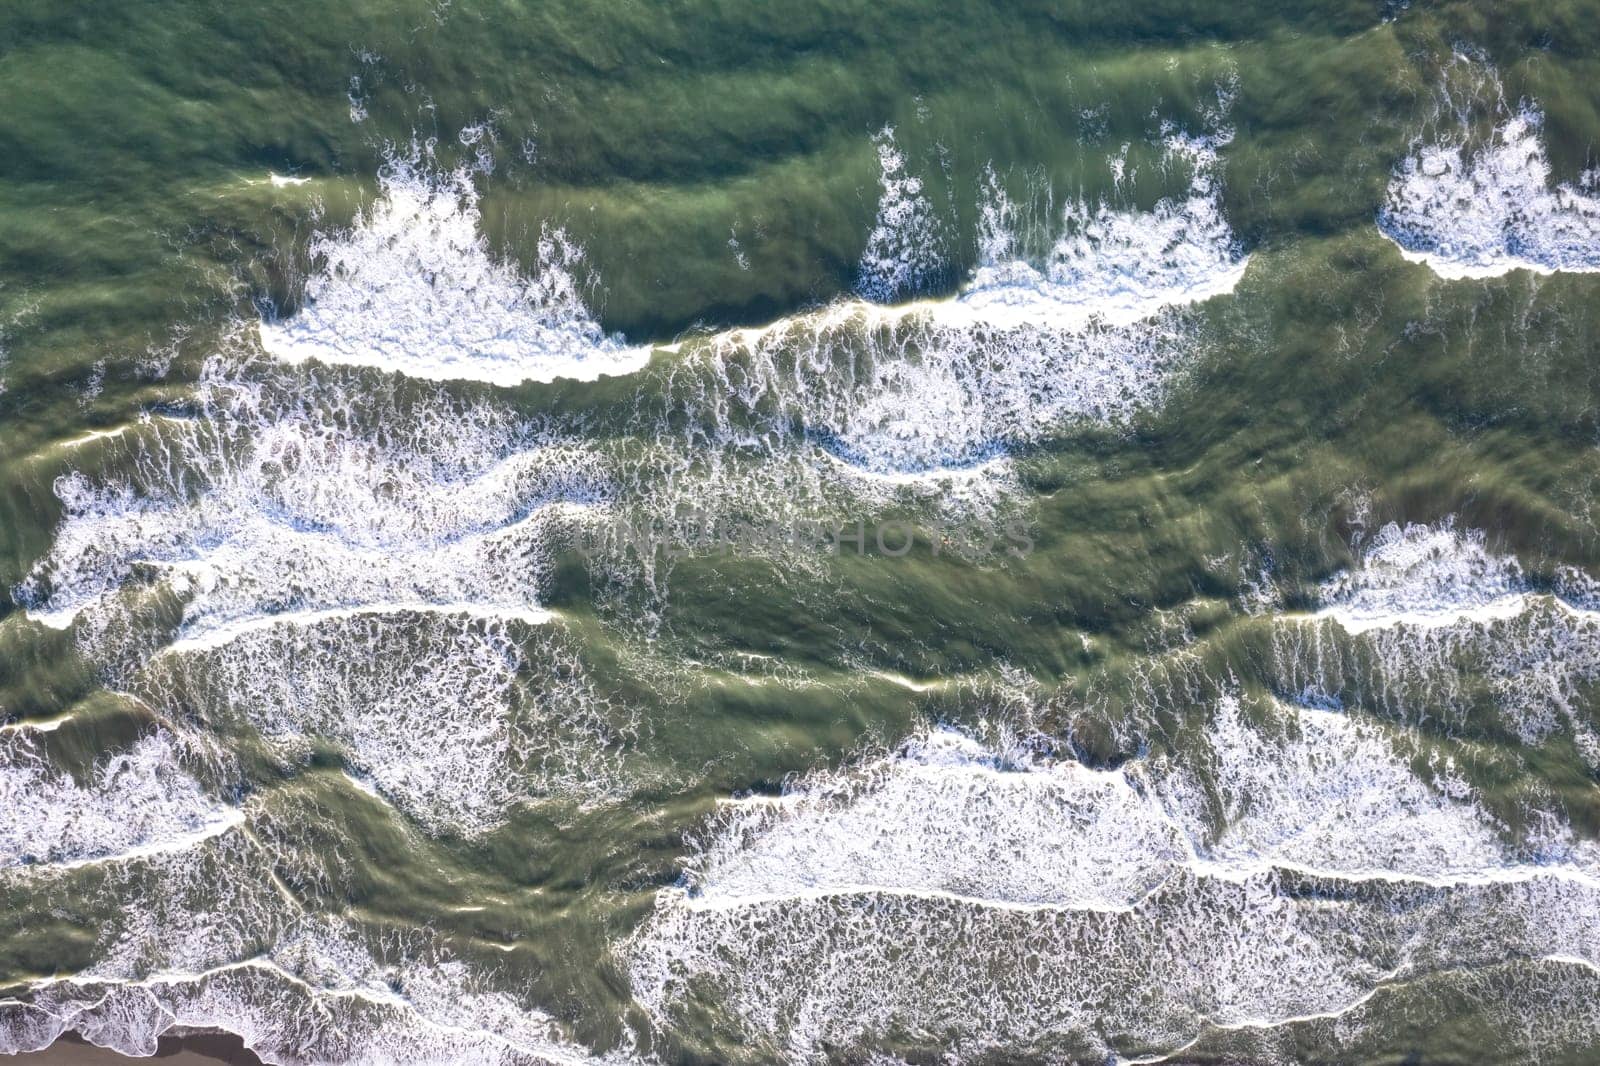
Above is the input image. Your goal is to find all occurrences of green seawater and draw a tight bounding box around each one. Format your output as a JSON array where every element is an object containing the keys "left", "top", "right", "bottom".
[{"left": 3, "top": 1, "right": 1600, "bottom": 1063}]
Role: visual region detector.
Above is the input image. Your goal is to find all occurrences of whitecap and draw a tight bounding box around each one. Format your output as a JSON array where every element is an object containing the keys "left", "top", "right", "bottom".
[
  {"left": 1379, "top": 57, "right": 1600, "bottom": 278},
  {"left": 855, "top": 126, "right": 946, "bottom": 303},
  {"left": 1312, "top": 520, "right": 1533, "bottom": 635},
  {"left": 258, "top": 140, "right": 652, "bottom": 385},
  {"left": 1280, "top": 518, "right": 1600, "bottom": 765},
  {"left": 951, "top": 132, "right": 1248, "bottom": 331}
]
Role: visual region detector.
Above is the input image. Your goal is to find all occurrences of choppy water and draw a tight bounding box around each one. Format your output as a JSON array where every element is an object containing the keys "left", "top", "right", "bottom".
[{"left": 3, "top": 2, "right": 1600, "bottom": 1063}]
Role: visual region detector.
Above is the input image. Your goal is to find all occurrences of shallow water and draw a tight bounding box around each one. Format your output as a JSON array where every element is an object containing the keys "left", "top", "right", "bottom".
[{"left": 3, "top": 1, "right": 1600, "bottom": 1063}]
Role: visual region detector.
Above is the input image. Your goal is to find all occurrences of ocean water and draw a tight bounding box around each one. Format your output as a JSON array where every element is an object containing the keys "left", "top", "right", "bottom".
[{"left": 3, "top": 1, "right": 1600, "bottom": 1063}]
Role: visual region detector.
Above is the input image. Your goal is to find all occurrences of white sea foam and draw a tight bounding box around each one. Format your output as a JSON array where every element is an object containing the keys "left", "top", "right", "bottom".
[
  {"left": 0, "top": 731, "right": 237, "bottom": 870},
  {"left": 16, "top": 358, "right": 610, "bottom": 651},
  {"left": 12, "top": 358, "right": 631, "bottom": 835},
  {"left": 258, "top": 141, "right": 652, "bottom": 385},
  {"left": 160, "top": 599, "right": 555, "bottom": 655},
  {"left": 1313, "top": 520, "right": 1532, "bottom": 635},
  {"left": 855, "top": 126, "right": 946, "bottom": 303},
  {"left": 646, "top": 131, "right": 1247, "bottom": 497},
  {"left": 140, "top": 610, "right": 632, "bottom": 835},
  {"left": 685, "top": 729, "right": 1187, "bottom": 912},
  {"left": 952, "top": 132, "right": 1248, "bottom": 330},
  {"left": 1279, "top": 519, "right": 1600, "bottom": 765},
  {"left": 627, "top": 702, "right": 1598, "bottom": 1061},
  {"left": 1157, "top": 695, "right": 1508, "bottom": 879},
  {"left": 1379, "top": 58, "right": 1600, "bottom": 278},
  {"left": 5, "top": 942, "right": 618, "bottom": 1066},
  {"left": 1, "top": 832, "right": 620, "bottom": 1066},
  {"left": 1, "top": 735, "right": 631, "bottom": 1063}
]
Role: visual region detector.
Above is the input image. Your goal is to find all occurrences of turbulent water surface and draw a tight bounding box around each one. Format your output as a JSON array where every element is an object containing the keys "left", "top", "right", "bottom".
[{"left": 4, "top": 1, "right": 1600, "bottom": 1064}]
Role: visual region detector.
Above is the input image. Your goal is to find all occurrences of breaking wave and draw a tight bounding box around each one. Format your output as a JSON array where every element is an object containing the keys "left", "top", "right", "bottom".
[
  {"left": 1379, "top": 55, "right": 1600, "bottom": 279},
  {"left": 643, "top": 127, "right": 1247, "bottom": 501},
  {"left": 258, "top": 140, "right": 652, "bottom": 385},
  {"left": 1313, "top": 519, "right": 1534, "bottom": 634},
  {"left": 954, "top": 132, "right": 1247, "bottom": 329}
]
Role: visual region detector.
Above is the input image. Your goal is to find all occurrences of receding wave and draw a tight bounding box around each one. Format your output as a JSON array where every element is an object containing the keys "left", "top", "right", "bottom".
[
  {"left": 625, "top": 693, "right": 1600, "bottom": 1062},
  {"left": 0, "top": 730, "right": 238, "bottom": 871},
  {"left": 1, "top": 827, "right": 620, "bottom": 1065},
  {"left": 1277, "top": 516, "right": 1600, "bottom": 768},
  {"left": 15, "top": 356, "right": 608, "bottom": 646}
]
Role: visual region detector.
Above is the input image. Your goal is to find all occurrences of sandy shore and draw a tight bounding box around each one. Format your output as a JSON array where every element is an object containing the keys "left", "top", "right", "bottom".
[{"left": 9, "top": 1031, "right": 263, "bottom": 1065}]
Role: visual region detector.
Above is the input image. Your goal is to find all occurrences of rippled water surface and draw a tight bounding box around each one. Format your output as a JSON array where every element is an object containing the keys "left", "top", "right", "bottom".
[{"left": 4, "top": 1, "right": 1600, "bottom": 1063}]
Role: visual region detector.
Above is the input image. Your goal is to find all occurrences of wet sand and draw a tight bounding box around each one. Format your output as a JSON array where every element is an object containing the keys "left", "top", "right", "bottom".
[{"left": 9, "top": 1032, "right": 262, "bottom": 1065}]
